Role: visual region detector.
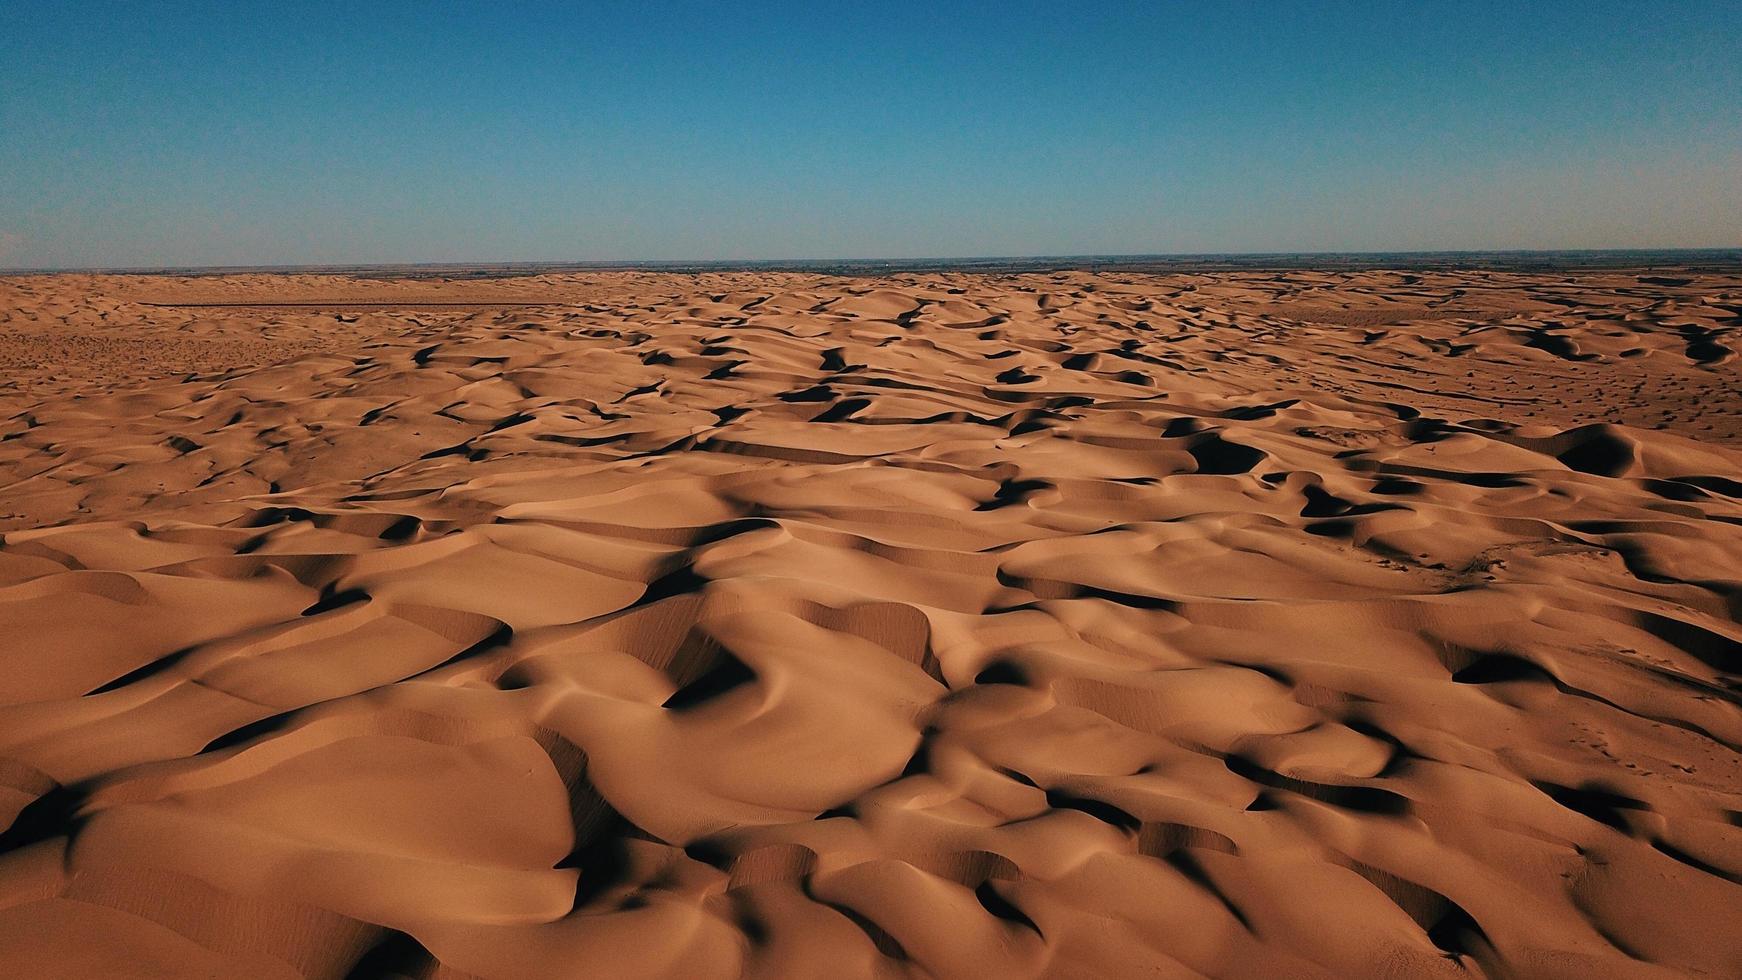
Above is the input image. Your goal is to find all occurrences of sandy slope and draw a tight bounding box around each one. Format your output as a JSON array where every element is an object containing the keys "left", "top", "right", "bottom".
[{"left": 0, "top": 268, "right": 1738, "bottom": 979}]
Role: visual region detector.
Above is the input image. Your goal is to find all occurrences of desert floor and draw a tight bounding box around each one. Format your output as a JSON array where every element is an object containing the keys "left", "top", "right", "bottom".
[{"left": 0, "top": 268, "right": 1738, "bottom": 978}]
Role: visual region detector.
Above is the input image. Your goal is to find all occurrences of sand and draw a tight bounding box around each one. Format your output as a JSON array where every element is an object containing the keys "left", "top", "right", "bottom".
[{"left": 0, "top": 267, "right": 1738, "bottom": 978}]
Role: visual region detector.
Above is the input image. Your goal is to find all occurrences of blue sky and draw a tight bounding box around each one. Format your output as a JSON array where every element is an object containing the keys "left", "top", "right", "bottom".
[{"left": 1, "top": 1, "right": 1738, "bottom": 268}]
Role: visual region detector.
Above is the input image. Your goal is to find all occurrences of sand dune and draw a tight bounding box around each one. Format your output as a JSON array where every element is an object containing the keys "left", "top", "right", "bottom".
[{"left": 0, "top": 267, "right": 1739, "bottom": 978}]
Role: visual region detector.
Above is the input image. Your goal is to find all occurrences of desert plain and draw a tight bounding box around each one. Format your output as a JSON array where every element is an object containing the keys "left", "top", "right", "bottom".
[{"left": 0, "top": 265, "right": 1738, "bottom": 978}]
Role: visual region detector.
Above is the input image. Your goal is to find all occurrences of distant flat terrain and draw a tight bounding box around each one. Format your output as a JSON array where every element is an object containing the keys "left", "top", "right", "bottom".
[{"left": 0, "top": 268, "right": 1738, "bottom": 978}]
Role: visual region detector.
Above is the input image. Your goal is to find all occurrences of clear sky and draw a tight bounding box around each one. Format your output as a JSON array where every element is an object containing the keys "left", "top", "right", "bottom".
[{"left": 2, "top": 1, "right": 1738, "bottom": 268}]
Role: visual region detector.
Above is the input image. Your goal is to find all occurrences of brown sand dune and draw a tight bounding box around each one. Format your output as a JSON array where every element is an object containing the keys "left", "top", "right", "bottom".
[{"left": 0, "top": 268, "right": 1739, "bottom": 978}]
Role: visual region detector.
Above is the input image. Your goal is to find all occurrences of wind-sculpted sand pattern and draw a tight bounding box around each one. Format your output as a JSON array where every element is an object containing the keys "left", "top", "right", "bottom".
[{"left": 0, "top": 269, "right": 1738, "bottom": 978}]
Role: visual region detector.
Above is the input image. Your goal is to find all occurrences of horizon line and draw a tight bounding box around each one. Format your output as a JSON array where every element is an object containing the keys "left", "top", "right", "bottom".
[{"left": 5, "top": 246, "right": 1741, "bottom": 277}]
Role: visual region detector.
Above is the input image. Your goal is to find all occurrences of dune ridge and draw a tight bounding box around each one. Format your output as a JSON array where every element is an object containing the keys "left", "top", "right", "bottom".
[{"left": 0, "top": 268, "right": 1739, "bottom": 978}]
